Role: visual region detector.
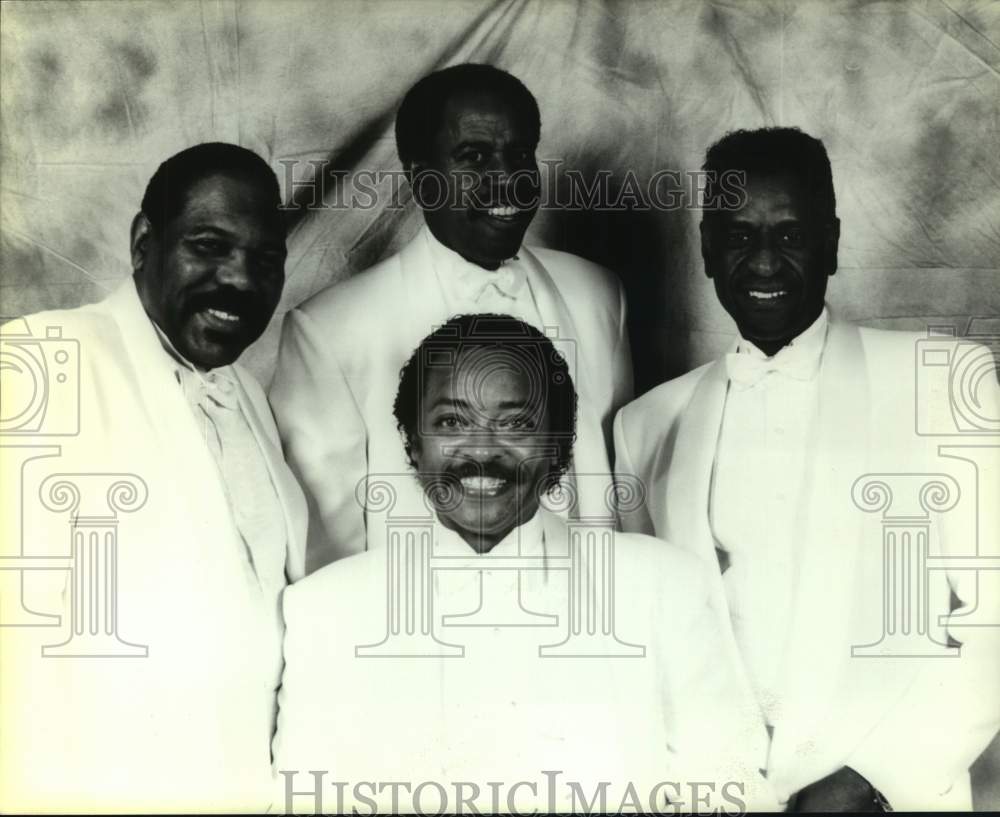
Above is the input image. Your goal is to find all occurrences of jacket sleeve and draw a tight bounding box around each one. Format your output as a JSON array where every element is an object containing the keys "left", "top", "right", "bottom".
[
  {"left": 612, "top": 407, "right": 655, "bottom": 536},
  {"left": 608, "top": 275, "right": 635, "bottom": 441},
  {"left": 846, "top": 360, "right": 1000, "bottom": 809},
  {"left": 845, "top": 571, "right": 1000, "bottom": 809},
  {"left": 269, "top": 307, "right": 369, "bottom": 570}
]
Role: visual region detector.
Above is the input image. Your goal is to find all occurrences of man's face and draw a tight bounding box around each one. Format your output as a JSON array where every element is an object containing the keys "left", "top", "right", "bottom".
[
  {"left": 411, "top": 346, "right": 558, "bottom": 553},
  {"left": 701, "top": 171, "right": 838, "bottom": 355},
  {"left": 416, "top": 89, "right": 540, "bottom": 270},
  {"left": 132, "top": 172, "right": 286, "bottom": 369}
]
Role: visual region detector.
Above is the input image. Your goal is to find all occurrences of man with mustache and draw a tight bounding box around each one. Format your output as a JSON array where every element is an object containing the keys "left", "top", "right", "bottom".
[
  {"left": 273, "top": 314, "right": 777, "bottom": 813},
  {"left": 270, "top": 63, "right": 632, "bottom": 571},
  {"left": 0, "top": 142, "right": 306, "bottom": 811},
  {"left": 613, "top": 127, "right": 1000, "bottom": 810}
]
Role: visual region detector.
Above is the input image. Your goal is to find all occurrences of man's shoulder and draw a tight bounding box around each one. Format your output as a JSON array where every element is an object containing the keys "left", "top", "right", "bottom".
[
  {"left": 620, "top": 361, "right": 714, "bottom": 428},
  {"left": 284, "top": 549, "right": 384, "bottom": 622},
  {"left": 7, "top": 298, "right": 113, "bottom": 338},
  {"left": 612, "top": 530, "right": 712, "bottom": 603},
  {"left": 527, "top": 245, "right": 620, "bottom": 295},
  {"left": 293, "top": 249, "right": 404, "bottom": 324}
]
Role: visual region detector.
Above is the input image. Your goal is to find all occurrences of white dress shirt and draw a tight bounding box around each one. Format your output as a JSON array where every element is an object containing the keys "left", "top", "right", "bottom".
[
  {"left": 152, "top": 323, "right": 286, "bottom": 687},
  {"left": 424, "top": 225, "right": 545, "bottom": 328},
  {"left": 709, "top": 308, "right": 829, "bottom": 727}
]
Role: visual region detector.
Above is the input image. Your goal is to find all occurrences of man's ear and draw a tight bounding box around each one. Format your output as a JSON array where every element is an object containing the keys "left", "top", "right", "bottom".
[
  {"left": 408, "top": 161, "right": 428, "bottom": 209},
  {"left": 699, "top": 219, "right": 713, "bottom": 278},
  {"left": 130, "top": 212, "right": 153, "bottom": 277},
  {"left": 824, "top": 216, "right": 840, "bottom": 277}
]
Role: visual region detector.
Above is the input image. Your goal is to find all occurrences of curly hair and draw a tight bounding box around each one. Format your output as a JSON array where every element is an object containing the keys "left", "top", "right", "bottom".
[{"left": 393, "top": 313, "right": 577, "bottom": 477}]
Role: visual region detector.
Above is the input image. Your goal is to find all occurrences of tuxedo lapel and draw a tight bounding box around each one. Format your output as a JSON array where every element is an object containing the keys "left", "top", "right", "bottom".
[
  {"left": 664, "top": 359, "right": 731, "bottom": 579},
  {"left": 101, "top": 279, "right": 239, "bottom": 545},
  {"left": 399, "top": 227, "right": 451, "bottom": 347},
  {"left": 231, "top": 368, "right": 307, "bottom": 582},
  {"left": 520, "top": 247, "right": 613, "bottom": 518}
]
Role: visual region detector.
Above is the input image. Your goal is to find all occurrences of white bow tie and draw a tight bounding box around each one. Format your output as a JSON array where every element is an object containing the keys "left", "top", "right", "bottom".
[
  {"left": 456, "top": 262, "right": 527, "bottom": 302},
  {"left": 725, "top": 345, "right": 821, "bottom": 390},
  {"left": 180, "top": 368, "right": 240, "bottom": 411}
]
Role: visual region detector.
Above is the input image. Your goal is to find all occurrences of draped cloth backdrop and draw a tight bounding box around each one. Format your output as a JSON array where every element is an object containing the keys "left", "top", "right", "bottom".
[{"left": 1, "top": 0, "right": 998, "bottom": 804}]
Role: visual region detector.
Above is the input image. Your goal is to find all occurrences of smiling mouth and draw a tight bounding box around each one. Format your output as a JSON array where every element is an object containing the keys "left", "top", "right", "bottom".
[
  {"left": 196, "top": 307, "right": 246, "bottom": 332},
  {"left": 478, "top": 204, "right": 530, "bottom": 225},
  {"left": 747, "top": 289, "right": 789, "bottom": 301},
  {"left": 460, "top": 475, "right": 510, "bottom": 497}
]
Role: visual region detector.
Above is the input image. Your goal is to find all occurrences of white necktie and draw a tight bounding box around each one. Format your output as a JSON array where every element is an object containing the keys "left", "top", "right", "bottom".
[{"left": 184, "top": 369, "right": 286, "bottom": 594}]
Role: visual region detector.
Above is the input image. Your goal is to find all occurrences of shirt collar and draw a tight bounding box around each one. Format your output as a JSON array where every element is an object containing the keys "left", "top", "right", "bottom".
[
  {"left": 149, "top": 318, "right": 235, "bottom": 392},
  {"left": 736, "top": 305, "right": 829, "bottom": 363},
  {"left": 433, "top": 507, "right": 546, "bottom": 558}
]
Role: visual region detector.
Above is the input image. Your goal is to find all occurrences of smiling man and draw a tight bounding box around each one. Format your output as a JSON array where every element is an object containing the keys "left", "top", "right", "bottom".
[
  {"left": 273, "top": 313, "right": 777, "bottom": 813},
  {"left": 0, "top": 142, "right": 306, "bottom": 812},
  {"left": 270, "top": 63, "right": 632, "bottom": 570},
  {"left": 613, "top": 127, "right": 1000, "bottom": 811}
]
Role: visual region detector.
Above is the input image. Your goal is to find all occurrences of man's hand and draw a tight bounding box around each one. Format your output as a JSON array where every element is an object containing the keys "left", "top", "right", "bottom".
[{"left": 789, "top": 766, "right": 889, "bottom": 812}]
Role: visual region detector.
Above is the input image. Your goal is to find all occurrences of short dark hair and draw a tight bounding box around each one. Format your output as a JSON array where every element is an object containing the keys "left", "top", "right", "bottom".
[
  {"left": 140, "top": 142, "right": 281, "bottom": 230},
  {"left": 395, "top": 63, "right": 541, "bottom": 170},
  {"left": 702, "top": 127, "right": 836, "bottom": 221},
  {"left": 393, "top": 313, "right": 576, "bottom": 477}
]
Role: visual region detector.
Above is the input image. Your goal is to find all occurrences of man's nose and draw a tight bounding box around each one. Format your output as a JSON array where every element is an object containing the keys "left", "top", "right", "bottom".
[
  {"left": 214, "top": 250, "right": 256, "bottom": 290},
  {"left": 748, "top": 241, "right": 780, "bottom": 277},
  {"left": 484, "top": 153, "right": 515, "bottom": 184}
]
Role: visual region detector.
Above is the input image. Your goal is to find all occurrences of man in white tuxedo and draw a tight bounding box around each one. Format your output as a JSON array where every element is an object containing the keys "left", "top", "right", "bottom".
[
  {"left": 270, "top": 63, "right": 632, "bottom": 571},
  {"left": 0, "top": 143, "right": 307, "bottom": 812},
  {"left": 614, "top": 127, "right": 1000, "bottom": 811},
  {"left": 274, "top": 314, "right": 777, "bottom": 813}
]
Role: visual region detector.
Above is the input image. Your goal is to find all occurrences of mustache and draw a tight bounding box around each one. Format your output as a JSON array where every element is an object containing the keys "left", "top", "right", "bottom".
[
  {"left": 184, "top": 288, "right": 268, "bottom": 322},
  {"left": 445, "top": 460, "right": 518, "bottom": 483},
  {"left": 467, "top": 180, "right": 540, "bottom": 210}
]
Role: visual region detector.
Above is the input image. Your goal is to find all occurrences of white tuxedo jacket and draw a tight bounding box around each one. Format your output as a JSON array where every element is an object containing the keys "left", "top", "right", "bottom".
[
  {"left": 613, "top": 318, "right": 1000, "bottom": 810},
  {"left": 273, "top": 509, "right": 777, "bottom": 813},
  {"left": 270, "top": 228, "right": 632, "bottom": 571},
  {"left": 0, "top": 279, "right": 307, "bottom": 812}
]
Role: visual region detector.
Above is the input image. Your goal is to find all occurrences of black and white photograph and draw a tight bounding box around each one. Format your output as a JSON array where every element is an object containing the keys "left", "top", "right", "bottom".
[{"left": 1, "top": 0, "right": 998, "bottom": 813}]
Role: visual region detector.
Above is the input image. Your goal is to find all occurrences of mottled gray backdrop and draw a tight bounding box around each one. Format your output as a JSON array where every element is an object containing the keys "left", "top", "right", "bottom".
[{"left": 1, "top": 0, "right": 998, "bottom": 804}]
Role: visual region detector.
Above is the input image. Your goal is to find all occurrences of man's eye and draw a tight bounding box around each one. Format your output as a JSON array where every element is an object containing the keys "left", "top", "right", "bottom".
[
  {"left": 460, "top": 150, "right": 485, "bottom": 164},
  {"left": 725, "top": 231, "right": 751, "bottom": 249},
  {"left": 192, "top": 238, "right": 228, "bottom": 255},
  {"left": 501, "top": 415, "right": 537, "bottom": 430},
  {"left": 437, "top": 415, "right": 468, "bottom": 430},
  {"left": 779, "top": 229, "right": 803, "bottom": 247},
  {"left": 511, "top": 149, "right": 533, "bottom": 163}
]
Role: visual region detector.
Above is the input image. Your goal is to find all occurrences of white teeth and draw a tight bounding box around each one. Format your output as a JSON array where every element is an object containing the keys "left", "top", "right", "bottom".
[
  {"left": 748, "top": 290, "right": 787, "bottom": 300},
  {"left": 460, "top": 476, "right": 507, "bottom": 494},
  {"left": 206, "top": 308, "right": 240, "bottom": 322},
  {"left": 487, "top": 206, "right": 518, "bottom": 217}
]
